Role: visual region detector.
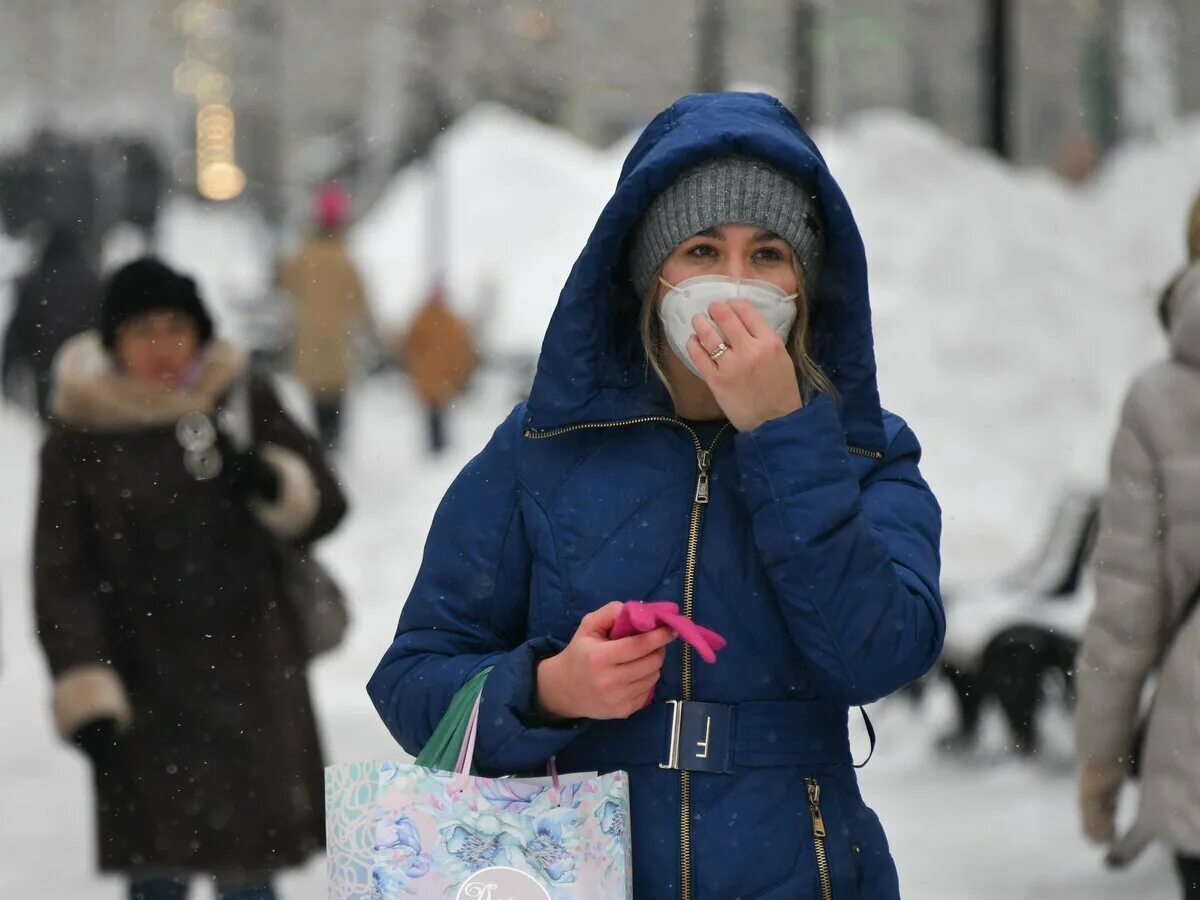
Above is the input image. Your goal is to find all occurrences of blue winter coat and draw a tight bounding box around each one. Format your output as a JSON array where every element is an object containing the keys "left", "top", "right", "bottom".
[{"left": 369, "top": 92, "right": 944, "bottom": 900}]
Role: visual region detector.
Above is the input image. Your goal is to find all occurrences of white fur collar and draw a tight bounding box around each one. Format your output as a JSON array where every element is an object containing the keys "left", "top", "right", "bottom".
[{"left": 50, "top": 331, "right": 247, "bottom": 430}]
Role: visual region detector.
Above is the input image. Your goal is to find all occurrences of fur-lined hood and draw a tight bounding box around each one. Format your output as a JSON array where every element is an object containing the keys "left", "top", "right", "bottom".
[{"left": 49, "top": 331, "right": 246, "bottom": 430}]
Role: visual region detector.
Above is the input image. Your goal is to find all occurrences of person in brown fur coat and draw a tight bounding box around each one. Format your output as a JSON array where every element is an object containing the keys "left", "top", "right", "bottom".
[{"left": 35, "top": 258, "right": 347, "bottom": 900}]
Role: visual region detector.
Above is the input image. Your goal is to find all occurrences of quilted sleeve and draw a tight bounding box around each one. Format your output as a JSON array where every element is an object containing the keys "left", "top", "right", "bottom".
[
  {"left": 368, "top": 405, "right": 586, "bottom": 772},
  {"left": 734, "top": 394, "right": 945, "bottom": 706}
]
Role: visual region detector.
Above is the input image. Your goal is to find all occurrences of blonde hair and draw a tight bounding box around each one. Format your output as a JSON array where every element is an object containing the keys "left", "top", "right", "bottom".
[{"left": 638, "top": 259, "right": 834, "bottom": 405}]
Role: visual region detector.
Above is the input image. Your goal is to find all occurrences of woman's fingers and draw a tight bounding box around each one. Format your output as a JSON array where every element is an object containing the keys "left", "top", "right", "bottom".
[
  {"left": 604, "top": 625, "right": 676, "bottom": 664},
  {"left": 690, "top": 312, "right": 726, "bottom": 355},
  {"left": 623, "top": 671, "right": 664, "bottom": 707},
  {"left": 727, "top": 298, "right": 772, "bottom": 339},
  {"left": 615, "top": 646, "right": 667, "bottom": 682},
  {"left": 686, "top": 334, "right": 720, "bottom": 377},
  {"left": 582, "top": 601, "right": 628, "bottom": 638},
  {"left": 708, "top": 301, "right": 755, "bottom": 344}
]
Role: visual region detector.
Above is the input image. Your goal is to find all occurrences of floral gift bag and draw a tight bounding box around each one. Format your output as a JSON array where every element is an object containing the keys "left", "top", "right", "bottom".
[{"left": 326, "top": 673, "right": 632, "bottom": 899}]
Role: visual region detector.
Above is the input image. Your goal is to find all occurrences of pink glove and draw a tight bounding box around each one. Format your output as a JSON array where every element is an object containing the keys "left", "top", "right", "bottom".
[
  {"left": 610, "top": 601, "right": 727, "bottom": 707},
  {"left": 610, "top": 600, "right": 727, "bottom": 663}
]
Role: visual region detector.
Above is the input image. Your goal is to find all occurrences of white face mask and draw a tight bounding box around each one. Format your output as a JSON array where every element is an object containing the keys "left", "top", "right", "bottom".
[{"left": 656, "top": 274, "right": 799, "bottom": 378}]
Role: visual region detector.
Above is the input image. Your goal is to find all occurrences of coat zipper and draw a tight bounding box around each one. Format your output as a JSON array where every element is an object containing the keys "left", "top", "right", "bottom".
[
  {"left": 806, "top": 775, "right": 833, "bottom": 900},
  {"left": 526, "top": 419, "right": 880, "bottom": 461},
  {"left": 679, "top": 422, "right": 729, "bottom": 900},
  {"left": 525, "top": 415, "right": 731, "bottom": 900},
  {"left": 524, "top": 415, "right": 685, "bottom": 442}
]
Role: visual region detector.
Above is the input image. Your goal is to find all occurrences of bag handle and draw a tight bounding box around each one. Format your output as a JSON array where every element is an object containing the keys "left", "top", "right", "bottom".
[
  {"left": 449, "top": 689, "right": 484, "bottom": 792},
  {"left": 449, "top": 687, "right": 561, "bottom": 794},
  {"left": 415, "top": 667, "right": 561, "bottom": 798},
  {"left": 454, "top": 689, "right": 483, "bottom": 776},
  {"left": 414, "top": 667, "right": 492, "bottom": 772}
]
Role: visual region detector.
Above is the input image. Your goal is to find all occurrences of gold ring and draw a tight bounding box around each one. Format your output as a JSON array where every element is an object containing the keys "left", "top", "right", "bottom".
[{"left": 709, "top": 343, "right": 728, "bottom": 361}]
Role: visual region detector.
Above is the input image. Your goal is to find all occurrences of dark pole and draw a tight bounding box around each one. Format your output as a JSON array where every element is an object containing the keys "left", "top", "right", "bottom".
[
  {"left": 791, "top": 0, "right": 817, "bottom": 127},
  {"left": 237, "top": 0, "right": 285, "bottom": 227},
  {"left": 984, "top": 0, "right": 1012, "bottom": 159},
  {"left": 697, "top": 0, "right": 727, "bottom": 94}
]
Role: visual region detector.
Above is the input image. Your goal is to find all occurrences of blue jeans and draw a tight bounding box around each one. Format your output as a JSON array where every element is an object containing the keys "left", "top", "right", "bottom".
[{"left": 129, "top": 878, "right": 277, "bottom": 900}]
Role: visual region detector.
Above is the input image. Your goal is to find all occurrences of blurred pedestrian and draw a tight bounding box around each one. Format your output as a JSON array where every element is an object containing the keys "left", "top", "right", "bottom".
[
  {"left": 394, "top": 282, "right": 476, "bottom": 453},
  {"left": 35, "top": 257, "right": 346, "bottom": 900},
  {"left": 368, "top": 92, "right": 944, "bottom": 899},
  {"left": 278, "top": 182, "right": 372, "bottom": 451},
  {"left": 1156, "top": 188, "right": 1200, "bottom": 329},
  {"left": 1077, "top": 261, "right": 1200, "bottom": 897},
  {"left": 1189, "top": 188, "right": 1200, "bottom": 264},
  {"left": 2, "top": 223, "right": 103, "bottom": 417}
]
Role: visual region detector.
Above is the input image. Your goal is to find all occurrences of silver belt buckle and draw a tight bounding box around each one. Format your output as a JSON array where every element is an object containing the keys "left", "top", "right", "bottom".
[{"left": 658, "top": 699, "right": 684, "bottom": 770}]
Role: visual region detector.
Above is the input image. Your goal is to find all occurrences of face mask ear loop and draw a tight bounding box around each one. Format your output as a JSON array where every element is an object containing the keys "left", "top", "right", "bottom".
[{"left": 658, "top": 275, "right": 679, "bottom": 294}]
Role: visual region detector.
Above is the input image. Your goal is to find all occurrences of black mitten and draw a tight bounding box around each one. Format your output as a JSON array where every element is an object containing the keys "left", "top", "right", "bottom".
[
  {"left": 73, "top": 718, "right": 118, "bottom": 773},
  {"left": 227, "top": 450, "right": 282, "bottom": 504}
]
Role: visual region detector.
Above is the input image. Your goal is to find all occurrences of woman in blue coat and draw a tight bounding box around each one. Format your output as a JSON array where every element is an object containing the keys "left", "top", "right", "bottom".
[{"left": 369, "top": 92, "right": 944, "bottom": 899}]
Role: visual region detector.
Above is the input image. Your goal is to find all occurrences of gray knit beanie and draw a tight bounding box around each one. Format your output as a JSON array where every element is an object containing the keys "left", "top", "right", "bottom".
[{"left": 628, "top": 156, "right": 824, "bottom": 298}]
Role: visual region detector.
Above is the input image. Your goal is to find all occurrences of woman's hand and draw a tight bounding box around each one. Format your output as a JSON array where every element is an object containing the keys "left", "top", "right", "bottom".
[
  {"left": 686, "top": 299, "right": 803, "bottom": 432},
  {"left": 536, "top": 601, "right": 674, "bottom": 720}
]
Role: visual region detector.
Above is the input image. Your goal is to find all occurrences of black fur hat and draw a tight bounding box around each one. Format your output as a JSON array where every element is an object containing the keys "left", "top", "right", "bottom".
[{"left": 101, "top": 257, "right": 214, "bottom": 347}]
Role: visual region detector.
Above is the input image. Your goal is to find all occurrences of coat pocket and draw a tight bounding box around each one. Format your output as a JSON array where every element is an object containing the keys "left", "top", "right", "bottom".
[{"left": 805, "top": 772, "right": 884, "bottom": 899}]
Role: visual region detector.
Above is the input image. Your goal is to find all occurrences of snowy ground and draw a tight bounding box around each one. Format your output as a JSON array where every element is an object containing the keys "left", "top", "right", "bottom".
[{"left": 0, "top": 376, "right": 1178, "bottom": 900}]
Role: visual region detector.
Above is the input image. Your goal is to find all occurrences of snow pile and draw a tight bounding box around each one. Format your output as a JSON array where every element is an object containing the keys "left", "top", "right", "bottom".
[
  {"left": 352, "top": 105, "right": 1200, "bottom": 576},
  {"left": 1088, "top": 117, "right": 1200, "bottom": 278},
  {"left": 818, "top": 111, "right": 1171, "bottom": 576},
  {"left": 350, "top": 104, "right": 618, "bottom": 354}
]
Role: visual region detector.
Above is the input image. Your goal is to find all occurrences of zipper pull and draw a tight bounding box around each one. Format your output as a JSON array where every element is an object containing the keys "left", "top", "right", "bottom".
[
  {"left": 806, "top": 777, "right": 826, "bottom": 838},
  {"left": 694, "top": 449, "right": 712, "bottom": 504}
]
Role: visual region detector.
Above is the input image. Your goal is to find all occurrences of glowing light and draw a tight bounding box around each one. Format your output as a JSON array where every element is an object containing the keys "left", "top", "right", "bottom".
[
  {"left": 195, "top": 72, "right": 233, "bottom": 105},
  {"left": 173, "top": 59, "right": 212, "bottom": 95},
  {"left": 195, "top": 104, "right": 241, "bottom": 200},
  {"left": 197, "top": 162, "right": 245, "bottom": 201},
  {"left": 178, "top": 1, "right": 240, "bottom": 202},
  {"left": 177, "top": 0, "right": 217, "bottom": 34},
  {"left": 197, "top": 103, "right": 235, "bottom": 140}
]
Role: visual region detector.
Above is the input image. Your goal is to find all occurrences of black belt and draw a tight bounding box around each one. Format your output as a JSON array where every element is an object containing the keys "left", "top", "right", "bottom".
[{"left": 557, "top": 699, "right": 872, "bottom": 775}]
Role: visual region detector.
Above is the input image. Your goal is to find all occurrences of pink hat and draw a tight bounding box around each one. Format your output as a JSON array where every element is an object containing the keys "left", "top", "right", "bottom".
[{"left": 315, "top": 183, "right": 350, "bottom": 229}]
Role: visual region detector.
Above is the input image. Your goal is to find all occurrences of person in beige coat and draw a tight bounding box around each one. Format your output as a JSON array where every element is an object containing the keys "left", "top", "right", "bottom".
[
  {"left": 1188, "top": 190, "right": 1200, "bottom": 264},
  {"left": 278, "top": 184, "right": 370, "bottom": 450},
  {"left": 1077, "top": 261, "right": 1200, "bottom": 898},
  {"left": 1158, "top": 190, "right": 1200, "bottom": 329}
]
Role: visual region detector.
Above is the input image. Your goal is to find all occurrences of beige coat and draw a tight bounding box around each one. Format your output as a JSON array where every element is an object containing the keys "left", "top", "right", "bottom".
[
  {"left": 279, "top": 236, "right": 368, "bottom": 394},
  {"left": 1077, "top": 262, "right": 1200, "bottom": 862}
]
